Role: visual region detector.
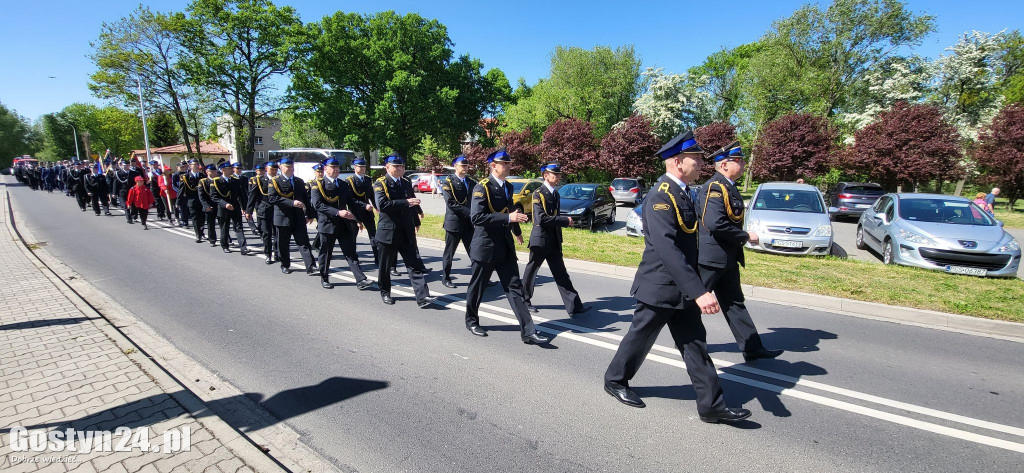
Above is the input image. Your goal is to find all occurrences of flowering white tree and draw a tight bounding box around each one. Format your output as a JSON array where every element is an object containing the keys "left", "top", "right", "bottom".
[
  {"left": 632, "top": 67, "right": 711, "bottom": 140},
  {"left": 842, "top": 56, "right": 934, "bottom": 132},
  {"left": 932, "top": 30, "right": 1005, "bottom": 140}
]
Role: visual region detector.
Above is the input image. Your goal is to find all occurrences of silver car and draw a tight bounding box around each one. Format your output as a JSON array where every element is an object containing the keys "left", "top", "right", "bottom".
[
  {"left": 744, "top": 183, "right": 833, "bottom": 255},
  {"left": 855, "top": 193, "right": 1021, "bottom": 277},
  {"left": 610, "top": 178, "right": 646, "bottom": 205}
]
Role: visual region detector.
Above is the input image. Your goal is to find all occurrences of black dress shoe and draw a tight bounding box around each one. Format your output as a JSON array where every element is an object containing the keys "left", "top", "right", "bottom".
[
  {"left": 390, "top": 268, "right": 401, "bottom": 277},
  {"left": 522, "top": 332, "right": 550, "bottom": 345},
  {"left": 128, "top": 220, "right": 134, "bottom": 224},
  {"left": 223, "top": 248, "right": 231, "bottom": 254},
  {"left": 573, "top": 305, "right": 593, "bottom": 315},
  {"left": 381, "top": 292, "right": 395, "bottom": 305},
  {"left": 265, "top": 256, "right": 274, "bottom": 265},
  {"left": 417, "top": 296, "right": 437, "bottom": 308},
  {"left": 240, "top": 249, "right": 251, "bottom": 256},
  {"left": 142, "top": 224, "right": 149, "bottom": 230},
  {"left": 743, "top": 347, "right": 784, "bottom": 362},
  {"left": 699, "top": 407, "right": 752, "bottom": 424},
  {"left": 321, "top": 279, "right": 332, "bottom": 289},
  {"left": 604, "top": 381, "right": 645, "bottom": 408},
  {"left": 281, "top": 266, "right": 291, "bottom": 274},
  {"left": 525, "top": 303, "right": 539, "bottom": 313},
  {"left": 104, "top": 212, "right": 112, "bottom": 216},
  {"left": 195, "top": 238, "right": 203, "bottom": 243},
  {"left": 467, "top": 325, "right": 488, "bottom": 337},
  {"left": 356, "top": 279, "right": 374, "bottom": 290},
  {"left": 209, "top": 241, "right": 217, "bottom": 247},
  {"left": 441, "top": 278, "right": 456, "bottom": 289},
  {"left": 306, "top": 267, "right": 318, "bottom": 275}
]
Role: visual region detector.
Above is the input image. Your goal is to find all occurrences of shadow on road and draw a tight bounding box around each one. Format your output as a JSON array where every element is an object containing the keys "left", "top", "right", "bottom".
[{"left": 0, "top": 316, "right": 101, "bottom": 331}]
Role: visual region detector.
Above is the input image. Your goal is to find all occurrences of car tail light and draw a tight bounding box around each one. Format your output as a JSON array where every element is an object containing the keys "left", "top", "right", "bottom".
[
  {"left": 839, "top": 207, "right": 849, "bottom": 211},
  {"left": 838, "top": 193, "right": 852, "bottom": 199},
  {"left": 609, "top": 186, "right": 615, "bottom": 193},
  {"left": 629, "top": 187, "right": 639, "bottom": 193}
]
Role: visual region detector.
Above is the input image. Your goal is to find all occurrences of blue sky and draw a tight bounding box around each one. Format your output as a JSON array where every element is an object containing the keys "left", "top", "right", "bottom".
[{"left": 2, "top": 0, "right": 1022, "bottom": 120}]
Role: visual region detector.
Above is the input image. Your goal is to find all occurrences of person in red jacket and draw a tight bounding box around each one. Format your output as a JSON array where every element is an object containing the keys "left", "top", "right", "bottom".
[{"left": 126, "top": 176, "right": 156, "bottom": 230}]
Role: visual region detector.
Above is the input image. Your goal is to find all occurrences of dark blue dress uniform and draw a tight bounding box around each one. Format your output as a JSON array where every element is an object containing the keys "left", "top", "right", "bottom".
[
  {"left": 522, "top": 163, "right": 586, "bottom": 315},
  {"left": 179, "top": 163, "right": 206, "bottom": 241},
  {"left": 697, "top": 144, "right": 780, "bottom": 360},
  {"left": 197, "top": 166, "right": 220, "bottom": 245},
  {"left": 209, "top": 163, "right": 249, "bottom": 254},
  {"left": 604, "top": 131, "right": 749, "bottom": 422},
  {"left": 310, "top": 160, "right": 372, "bottom": 289},
  {"left": 68, "top": 165, "right": 88, "bottom": 211},
  {"left": 267, "top": 158, "right": 317, "bottom": 273},
  {"left": 440, "top": 156, "right": 476, "bottom": 286},
  {"left": 464, "top": 149, "right": 546, "bottom": 343},
  {"left": 346, "top": 159, "right": 379, "bottom": 264},
  {"left": 373, "top": 156, "right": 432, "bottom": 304},
  {"left": 247, "top": 162, "right": 280, "bottom": 263},
  {"left": 83, "top": 169, "right": 111, "bottom": 216}
]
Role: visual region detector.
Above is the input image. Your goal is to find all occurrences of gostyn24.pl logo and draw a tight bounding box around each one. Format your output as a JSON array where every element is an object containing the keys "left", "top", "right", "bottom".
[{"left": 7, "top": 426, "right": 191, "bottom": 454}]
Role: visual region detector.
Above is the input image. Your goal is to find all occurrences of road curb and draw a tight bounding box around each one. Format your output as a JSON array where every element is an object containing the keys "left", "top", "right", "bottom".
[
  {"left": 3, "top": 182, "right": 341, "bottom": 473},
  {"left": 412, "top": 234, "right": 1024, "bottom": 341}
]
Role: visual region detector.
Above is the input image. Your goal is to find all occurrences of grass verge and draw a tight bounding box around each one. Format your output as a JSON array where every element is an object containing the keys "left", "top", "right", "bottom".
[{"left": 416, "top": 214, "right": 1024, "bottom": 322}]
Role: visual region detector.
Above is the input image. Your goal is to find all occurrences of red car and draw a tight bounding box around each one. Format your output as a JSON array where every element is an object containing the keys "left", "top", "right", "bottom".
[{"left": 416, "top": 173, "right": 443, "bottom": 192}]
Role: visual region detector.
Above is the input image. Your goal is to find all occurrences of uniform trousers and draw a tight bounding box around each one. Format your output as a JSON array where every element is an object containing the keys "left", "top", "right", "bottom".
[
  {"left": 522, "top": 246, "right": 583, "bottom": 314},
  {"left": 465, "top": 256, "right": 536, "bottom": 336},
  {"left": 377, "top": 234, "right": 429, "bottom": 300},
  {"left": 219, "top": 209, "right": 247, "bottom": 250},
  {"left": 698, "top": 263, "right": 764, "bottom": 353},
  {"left": 442, "top": 229, "right": 472, "bottom": 280},
  {"left": 318, "top": 226, "right": 366, "bottom": 282},
  {"left": 604, "top": 301, "right": 725, "bottom": 414},
  {"left": 276, "top": 223, "right": 314, "bottom": 270},
  {"left": 89, "top": 194, "right": 110, "bottom": 215}
]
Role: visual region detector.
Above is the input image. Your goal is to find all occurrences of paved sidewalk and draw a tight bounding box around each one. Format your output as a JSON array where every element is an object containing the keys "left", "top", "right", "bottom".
[{"left": 0, "top": 187, "right": 284, "bottom": 472}]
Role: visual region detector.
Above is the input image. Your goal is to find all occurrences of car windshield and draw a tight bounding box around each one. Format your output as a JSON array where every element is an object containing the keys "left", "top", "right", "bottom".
[
  {"left": 752, "top": 189, "right": 824, "bottom": 213},
  {"left": 845, "top": 185, "right": 885, "bottom": 195},
  {"left": 611, "top": 179, "right": 637, "bottom": 190},
  {"left": 898, "top": 198, "right": 996, "bottom": 226},
  {"left": 559, "top": 184, "right": 596, "bottom": 200},
  {"left": 510, "top": 181, "right": 527, "bottom": 193}
]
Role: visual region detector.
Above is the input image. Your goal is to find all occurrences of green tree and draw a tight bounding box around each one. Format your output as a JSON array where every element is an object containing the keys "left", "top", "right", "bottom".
[
  {"left": 148, "top": 112, "right": 180, "bottom": 147},
  {"left": 178, "top": 0, "right": 305, "bottom": 167},
  {"left": 290, "top": 10, "right": 508, "bottom": 167},
  {"left": 932, "top": 30, "right": 1005, "bottom": 140},
  {"left": 632, "top": 67, "right": 711, "bottom": 140},
  {"left": 89, "top": 5, "right": 198, "bottom": 155},
  {"left": 274, "top": 110, "right": 334, "bottom": 149},
  {"left": 504, "top": 45, "right": 642, "bottom": 137},
  {"left": 61, "top": 103, "right": 145, "bottom": 158},
  {"left": 996, "top": 30, "right": 1024, "bottom": 104},
  {"left": 689, "top": 42, "right": 765, "bottom": 122},
  {"left": 38, "top": 112, "right": 79, "bottom": 160},
  {"left": 0, "top": 103, "right": 40, "bottom": 167}
]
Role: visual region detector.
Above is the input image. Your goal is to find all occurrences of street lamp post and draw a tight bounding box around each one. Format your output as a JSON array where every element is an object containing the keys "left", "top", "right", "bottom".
[
  {"left": 136, "top": 77, "right": 152, "bottom": 163},
  {"left": 70, "top": 124, "right": 81, "bottom": 161}
]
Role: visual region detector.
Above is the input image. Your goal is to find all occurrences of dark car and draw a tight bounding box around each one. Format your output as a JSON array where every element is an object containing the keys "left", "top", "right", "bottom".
[
  {"left": 826, "top": 182, "right": 886, "bottom": 220},
  {"left": 557, "top": 183, "right": 616, "bottom": 231}
]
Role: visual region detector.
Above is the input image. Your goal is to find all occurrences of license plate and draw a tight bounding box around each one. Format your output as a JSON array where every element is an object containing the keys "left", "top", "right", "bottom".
[
  {"left": 772, "top": 239, "right": 803, "bottom": 248},
  {"left": 946, "top": 265, "right": 987, "bottom": 277},
  {"left": 855, "top": 204, "right": 871, "bottom": 208}
]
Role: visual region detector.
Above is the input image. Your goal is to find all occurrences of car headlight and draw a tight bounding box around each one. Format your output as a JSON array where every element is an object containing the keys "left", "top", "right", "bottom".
[
  {"left": 997, "top": 238, "right": 1020, "bottom": 253},
  {"left": 897, "top": 228, "right": 936, "bottom": 246},
  {"left": 627, "top": 211, "right": 639, "bottom": 223},
  {"left": 566, "top": 208, "right": 585, "bottom": 215},
  {"left": 812, "top": 224, "right": 832, "bottom": 237},
  {"left": 745, "top": 219, "right": 761, "bottom": 233}
]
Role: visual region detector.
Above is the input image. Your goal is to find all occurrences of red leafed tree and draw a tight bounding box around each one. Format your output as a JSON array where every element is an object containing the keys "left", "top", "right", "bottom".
[
  {"left": 464, "top": 143, "right": 496, "bottom": 177},
  {"left": 419, "top": 154, "right": 445, "bottom": 173},
  {"left": 599, "top": 114, "right": 662, "bottom": 179},
  {"left": 498, "top": 128, "right": 542, "bottom": 176},
  {"left": 752, "top": 113, "right": 837, "bottom": 182},
  {"left": 846, "top": 102, "right": 963, "bottom": 191},
  {"left": 974, "top": 104, "right": 1024, "bottom": 208},
  {"left": 694, "top": 121, "right": 737, "bottom": 165},
  {"left": 540, "top": 118, "right": 599, "bottom": 176}
]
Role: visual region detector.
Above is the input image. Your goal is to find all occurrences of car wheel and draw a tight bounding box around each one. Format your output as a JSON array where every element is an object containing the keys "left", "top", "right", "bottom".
[
  {"left": 605, "top": 209, "right": 615, "bottom": 225},
  {"left": 587, "top": 215, "right": 594, "bottom": 232},
  {"left": 855, "top": 226, "right": 867, "bottom": 250},
  {"left": 882, "top": 239, "right": 895, "bottom": 265}
]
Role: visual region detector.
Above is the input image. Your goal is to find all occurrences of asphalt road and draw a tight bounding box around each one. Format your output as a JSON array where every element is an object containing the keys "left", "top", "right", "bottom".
[{"left": 7, "top": 181, "right": 1024, "bottom": 472}]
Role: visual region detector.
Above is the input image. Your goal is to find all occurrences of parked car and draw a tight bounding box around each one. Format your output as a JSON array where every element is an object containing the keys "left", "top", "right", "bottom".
[
  {"left": 625, "top": 202, "right": 643, "bottom": 237},
  {"left": 238, "top": 170, "right": 256, "bottom": 181},
  {"left": 855, "top": 193, "right": 1021, "bottom": 277},
  {"left": 507, "top": 178, "right": 543, "bottom": 215},
  {"left": 827, "top": 182, "right": 886, "bottom": 220},
  {"left": 558, "top": 183, "right": 616, "bottom": 231},
  {"left": 407, "top": 172, "right": 430, "bottom": 191},
  {"left": 744, "top": 182, "right": 833, "bottom": 255},
  {"left": 610, "top": 177, "right": 646, "bottom": 205},
  {"left": 416, "top": 172, "right": 443, "bottom": 192}
]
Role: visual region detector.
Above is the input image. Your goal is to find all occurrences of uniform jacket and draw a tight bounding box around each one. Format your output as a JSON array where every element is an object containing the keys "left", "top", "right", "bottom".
[
  {"left": 346, "top": 174, "right": 377, "bottom": 224},
  {"left": 530, "top": 184, "right": 571, "bottom": 250},
  {"left": 631, "top": 174, "right": 706, "bottom": 309},
  {"left": 83, "top": 173, "right": 109, "bottom": 195},
  {"left": 373, "top": 174, "right": 420, "bottom": 245},
  {"left": 246, "top": 175, "right": 272, "bottom": 214},
  {"left": 67, "top": 169, "right": 85, "bottom": 192},
  {"left": 267, "top": 174, "right": 315, "bottom": 227},
  {"left": 229, "top": 175, "right": 247, "bottom": 206},
  {"left": 178, "top": 172, "right": 204, "bottom": 210},
  {"left": 208, "top": 176, "right": 243, "bottom": 218},
  {"left": 696, "top": 171, "right": 748, "bottom": 268},
  {"left": 442, "top": 174, "right": 476, "bottom": 234},
  {"left": 113, "top": 170, "right": 131, "bottom": 196},
  {"left": 311, "top": 177, "right": 361, "bottom": 236},
  {"left": 469, "top": 176, "right": 523, "bottom": 263},
  {"left": 198, "top": 177, "right": 217, "bottom": 211}
]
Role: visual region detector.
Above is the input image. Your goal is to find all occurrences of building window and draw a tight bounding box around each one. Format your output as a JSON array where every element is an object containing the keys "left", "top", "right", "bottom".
[
  {"left": 255, "top": 136, "right": 263, "bottom": 145},
  {"left": 255, "top": 122, "right": 263, "bottom": 130},
  {"left": 257, "top": 151, "right": 264, "bottom": 159}
]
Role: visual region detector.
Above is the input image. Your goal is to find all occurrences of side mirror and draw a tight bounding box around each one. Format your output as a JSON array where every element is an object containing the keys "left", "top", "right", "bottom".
[{"left": 998, "top": 220, "right": 1005, "bottom": 227}]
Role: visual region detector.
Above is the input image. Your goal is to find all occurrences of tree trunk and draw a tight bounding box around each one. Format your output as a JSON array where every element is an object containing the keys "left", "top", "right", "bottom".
[
  {"left": 81, "top": 132, "right": 92, "bottom": 159},
  {"left": 953, "top": 179, "right": 966, "bottom": 197},
  {"left": 233, "top": 114, "right": 245, "bottom": 166}
]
